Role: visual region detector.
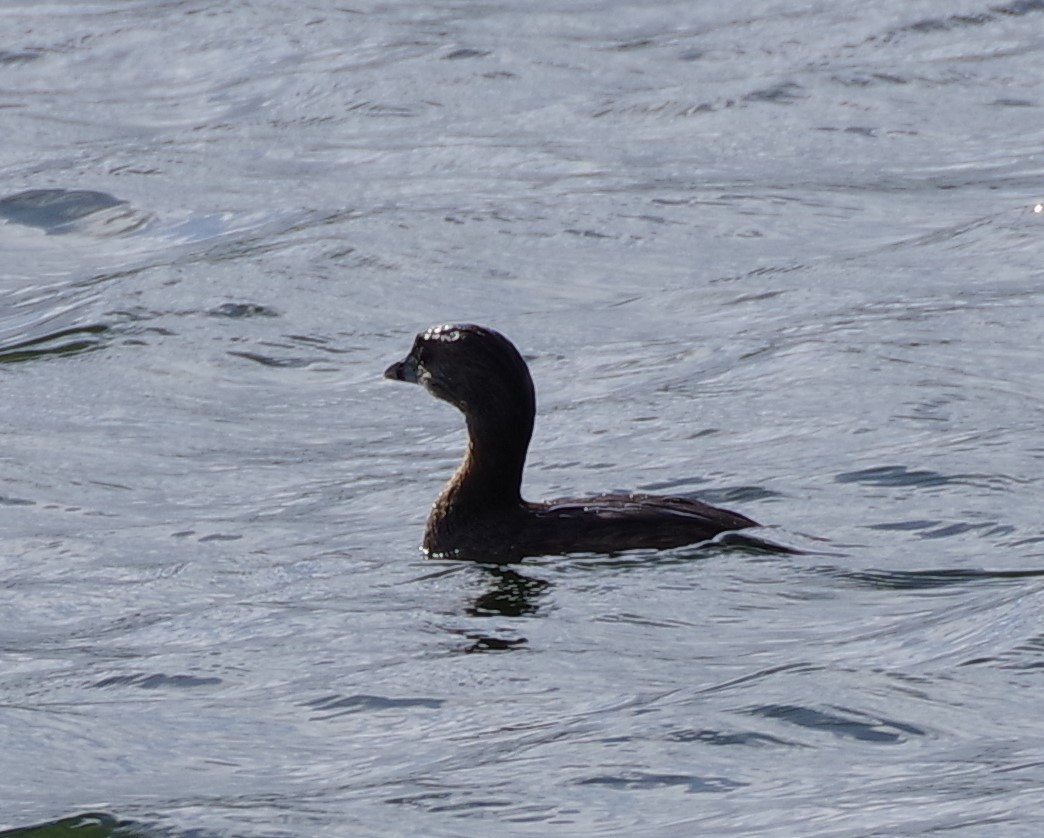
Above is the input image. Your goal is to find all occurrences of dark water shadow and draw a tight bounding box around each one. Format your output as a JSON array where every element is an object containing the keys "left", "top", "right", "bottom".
[
  {"left": 446, "top": 566, "right": 555, "bottom": 653},
  {"left": 0, "top": 189, "right": 123, "bottom": 229},
  {"left": 452, "top": 630, "right": 530, "bottom": 653},
  {"left": 0, "top": 324, "right": 109, "bottom": 364},
  {"left": 0, "top": 813, "right": 153, "bottom": 838},
  {"left": 208, "top": 302, "right": 279, "bottom": 319},
  {"left": 636, "top": 480, "right": 784, "bottom": 506},
  {"left": 406, "top": 562, "right": 550, "bottom": 651},
  {"left": 880, "top": 0, "right": 1044, "bottom": 45},
  {"left": 546, "top": 533, "right": 809, "bottom": 573},
  {"left": 305, "top": 693, "right": 444, "bottom": 720},
  {"left": 466, "top": 566, "right": 551, "bottom": 618},
  {"left": 962, "top": 632, "right": 1044, "bottom": 670},
  {"left": 575, "top": 770, "right": 744, "bottom": 793},
  {"left": 824, "top": 565, "right": 1044, "bottom": 590},
  {"left": 0, "top": 50, "right": 44, "bottom": 66},
  {"left": 865, "top": 517, "right": 1018, "bottom": 540},
  {"left": 665, "top": 727, "right": 789, "bottom": 747},
  {"left": 748, "top": 703, "right": 924, "bottom": 743},
  {"left": 0, "top": 189, "right": 149, "bottom": 236},
  {"left": 88, "top": 672, "right": 222, "bottom": 690},
  {"left": 835, "top": 464, "right": 964, "bottom": 488}
]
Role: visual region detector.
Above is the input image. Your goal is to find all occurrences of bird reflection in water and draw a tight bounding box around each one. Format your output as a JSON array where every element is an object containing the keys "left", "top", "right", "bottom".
[{"left": 452, "top": 566, "right": 551, "bottom": 653}]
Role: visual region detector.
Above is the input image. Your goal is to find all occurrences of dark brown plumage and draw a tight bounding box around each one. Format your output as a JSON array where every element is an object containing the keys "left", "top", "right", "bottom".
[{"left": 384, "top": 324, "right": 761, "bottom": 561}]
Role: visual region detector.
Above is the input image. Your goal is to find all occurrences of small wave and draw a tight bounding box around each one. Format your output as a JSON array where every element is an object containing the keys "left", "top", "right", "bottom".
[
  {"left": 748, "top": 703, "right": 924, "bottom": 743},
  {"left": 879, "top": 0, "right": 1044, "bottom": 44},
  {"left": 0, "top": 323, "right": 109, "bottom": 364},
  {"left": 89, "top": 672, "right": 222, "bottom": 690},
  {"left": 208, "top": 302, "right": 279, "bottom": 319},
  {"left": 576, "top": 771, "right": 744, "bottom": 793},
  {"left": 0, "top": 189, "right": 151, "bottom": 236},
  {"left": 833, "top": 566, "right": 1044, "bottom": 590},
  {"left": 305, "top": 693, "right": 444, "bottom": 718},
  {"left": 835, "top": 465, "right": 960, "bottom": 488}
]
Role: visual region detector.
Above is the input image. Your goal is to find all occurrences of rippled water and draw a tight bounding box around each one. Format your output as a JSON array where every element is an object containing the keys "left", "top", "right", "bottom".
[{"left": 3, "top": 1, "right": 1044, "bottom": 835}]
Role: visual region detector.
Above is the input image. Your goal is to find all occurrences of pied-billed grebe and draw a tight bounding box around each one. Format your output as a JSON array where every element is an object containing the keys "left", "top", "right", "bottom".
[{"left": 384, "top": 324, "right": 761, "bottom": 561}]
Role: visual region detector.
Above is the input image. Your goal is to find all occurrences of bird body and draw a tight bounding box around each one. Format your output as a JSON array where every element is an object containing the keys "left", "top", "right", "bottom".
[{"left": 385, "top": 324, "right": 759, "bottom": 561}]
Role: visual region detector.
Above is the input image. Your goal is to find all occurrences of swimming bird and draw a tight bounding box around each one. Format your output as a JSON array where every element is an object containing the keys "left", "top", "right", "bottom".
[{"left": 384, "top": 324, "right": 761, "bottom": 561}]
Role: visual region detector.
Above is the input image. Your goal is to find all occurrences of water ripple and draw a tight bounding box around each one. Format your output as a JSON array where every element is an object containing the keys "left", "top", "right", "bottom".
[
  {"left": 0, "top": 189, "right": 151, "bottom": 236},
  {"left": 748, "top": 704, "right": 925, "bottom": 743},
  {"left": 831, "top": 566, "right": 1044, "bottom": 590},
  {"left": 576, "top": 771, "right": 744, "bottom": 793}
]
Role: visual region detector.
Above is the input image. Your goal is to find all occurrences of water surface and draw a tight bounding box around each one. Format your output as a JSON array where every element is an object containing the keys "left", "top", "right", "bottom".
[{"left": 2, "top": 1, "right": 1044, "bottom": 835}]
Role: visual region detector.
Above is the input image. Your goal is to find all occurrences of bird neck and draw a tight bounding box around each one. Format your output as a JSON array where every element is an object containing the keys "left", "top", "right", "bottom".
[{"left": 441, "top": 398, "right": 534, "bottom": 510}]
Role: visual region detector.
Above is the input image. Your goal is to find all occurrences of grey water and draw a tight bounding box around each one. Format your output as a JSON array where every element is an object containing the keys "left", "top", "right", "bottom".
[{"left": 2, "top": 0, "right": 1044, "bottom": 835}]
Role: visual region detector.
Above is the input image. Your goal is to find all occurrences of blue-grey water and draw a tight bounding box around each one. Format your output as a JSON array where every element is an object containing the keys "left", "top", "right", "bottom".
[{"left": 2, "top": 1, "right": 1044, "bottom": 835}]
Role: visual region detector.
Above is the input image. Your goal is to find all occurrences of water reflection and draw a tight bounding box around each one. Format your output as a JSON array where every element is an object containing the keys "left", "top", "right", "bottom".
[
  {"left": 442, "top": 566, "right": 554, "bottom": 653},
  {"left": 467, "top": 566, "right": 551, "bottom": 618}
]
